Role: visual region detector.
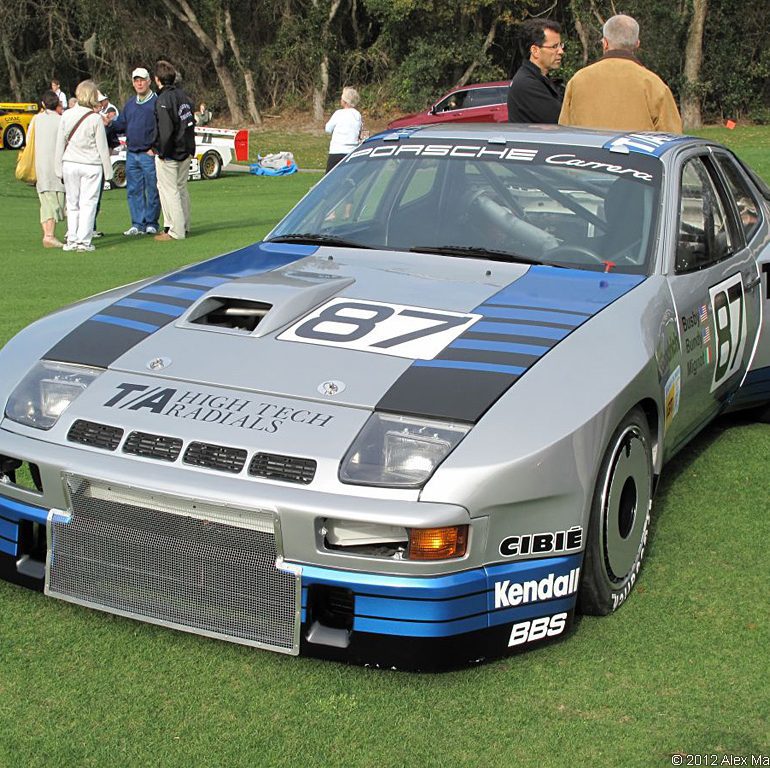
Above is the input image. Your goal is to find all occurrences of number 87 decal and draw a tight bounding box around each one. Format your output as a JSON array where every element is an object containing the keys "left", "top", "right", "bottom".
[{"left": 709, "top": 273, "right": 747, "bottom": 392}]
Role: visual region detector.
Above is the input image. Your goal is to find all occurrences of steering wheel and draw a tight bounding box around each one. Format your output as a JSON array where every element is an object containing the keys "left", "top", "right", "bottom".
[{"left": 548, "top": 244, "right": 605, "bottom": 265}]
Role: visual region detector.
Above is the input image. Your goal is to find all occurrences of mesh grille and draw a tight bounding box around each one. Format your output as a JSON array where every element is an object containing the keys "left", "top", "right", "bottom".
[
  {"left": 249, "top": 453, "right": 317, "bottom": 485},
  {"left": 183, "top": 442, "right": 247, "bottom": 473},
  {"left": 46, "top": 476, "right": 299, "bottom": 652},
  {"left": 67, "top": 420, "right": 123, "bottom": 451},
  {"left": 123, "top": 431, "right": 183, "bottom": 462}
]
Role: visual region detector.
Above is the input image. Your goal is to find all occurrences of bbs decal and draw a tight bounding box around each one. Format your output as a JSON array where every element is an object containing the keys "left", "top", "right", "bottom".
[
  {"left": 709, "top": 273, "right": 747, "bottom": 392},
  {"left": 508, "top": 613, "right": 567, "bottom": 647},
  {"left": 278, "top": 298, "right": 480, "bottom": 359}
]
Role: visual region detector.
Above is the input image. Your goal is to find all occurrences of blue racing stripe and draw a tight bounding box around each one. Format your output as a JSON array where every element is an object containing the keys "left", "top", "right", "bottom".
[
  {"left": 115, "top": 298, "right": 187, "bottom": 317},
  {"left": 139, "top": 285, "right": 206, "bottom": 301},
  {"left": 167, "top": 275, "right": 229, "bottom": 288},
  {"left": 472, "top": 321, "right": 570, "bottom": 340},
  {"left": 0, "top": 517, "right": 18, "bottom": 542},
  {"left": 413, "top": 359, "right": 526, "bottom": 375},
  {"left": 0, "top": 537, "right": 17, "bottom": 556},
  {"left": 91, "top": 314, "right": 159, "bottom": 334},
  {"left": 0, "top": 496, "right": 49, "bottom": 525},
  {"left": 450, "top": 338, "right": 550, "bottom": 356}
]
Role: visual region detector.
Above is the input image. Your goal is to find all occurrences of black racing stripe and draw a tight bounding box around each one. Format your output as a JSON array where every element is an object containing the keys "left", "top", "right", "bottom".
[
  {"left": 130, "top": 292, "right": 193, "bottom": 308},
  {"left": 477, "top": 316, "right": 576, "bottom": 330},
  {"left": 45, "top": 322, "right": 149, "bottom": 368},
  {"left": 100, "top": 305, "right": 178, "bottom": 328},
  {"left": 377, "top": 367, "right": 517, "bottom": 422},
  {"left": 462, "top": 331, "right": 559, "bottom": 348},
  {"left": 437, "top": 348, "right": 540, "bottom": 368},
  {"left": 483, "top": 302, "right": 592, "bottom": 317},
  {"left": 155, "top": 280, "right": 214, "bottom": 291}
]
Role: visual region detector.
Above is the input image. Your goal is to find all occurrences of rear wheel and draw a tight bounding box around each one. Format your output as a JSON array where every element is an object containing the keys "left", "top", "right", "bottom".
[
  {"left": 201, "top": 150, "right": 222, "bottom": 179},
  {"left": 580, "top": 407, "right": 653, "bottom": 615},
  {"left": 111, "top": 160, "right": 127, "bottom": 189},
  {"left": 4, "top": 124, "right": 25, "bottom": 150}
]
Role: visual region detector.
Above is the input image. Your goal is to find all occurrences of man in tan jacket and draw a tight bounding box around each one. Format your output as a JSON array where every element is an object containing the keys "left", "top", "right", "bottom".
[{"left": 559, "top": 14, "right": 682, "bottom": 133}]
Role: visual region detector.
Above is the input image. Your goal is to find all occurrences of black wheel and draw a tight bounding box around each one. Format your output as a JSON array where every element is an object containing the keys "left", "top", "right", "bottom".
[
  {"left": 201, "top": 150, "right": 222, "bottom": 179},
  {"left": 111, "top": 160, "right": 127, "bottom": 189},
  {"left": 4, "top": 124, "right": 25, "bottom": 150},
  {"left": 580, "top": 406, "right": 653, "bottom": 615}
]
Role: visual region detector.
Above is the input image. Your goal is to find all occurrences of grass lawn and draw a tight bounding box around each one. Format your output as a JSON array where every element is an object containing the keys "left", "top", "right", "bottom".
[{"left": 0, "top": 128, "right": 769, "bottom": 768}]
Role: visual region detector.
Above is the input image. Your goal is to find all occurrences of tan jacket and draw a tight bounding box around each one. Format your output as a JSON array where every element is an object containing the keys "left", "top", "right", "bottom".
[{"left": 559, "top": 51, "right": 682, "bottom": 133}]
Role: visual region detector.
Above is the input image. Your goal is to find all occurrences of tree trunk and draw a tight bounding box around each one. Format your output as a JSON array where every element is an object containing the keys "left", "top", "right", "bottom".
[
  {"left": 681, "top": 0, "right": 707, "bottom": 128},
  {"left": 224, "top": 7, "right": 262, "bottom": 125},
  {"left": 456, "top": 12, "right": 499, "bottom": 88},
  {"left": 160, "top": 0, "right": 245, "bottom": 124},
  {"left": 1, "top": 34, "right": 22, "bottom": 100},
  {"left": 311, "top": 0, "right": 342, "bottom": 123},
  {"left": 569, "top": 0, "right": 591, "bottom": 65}
]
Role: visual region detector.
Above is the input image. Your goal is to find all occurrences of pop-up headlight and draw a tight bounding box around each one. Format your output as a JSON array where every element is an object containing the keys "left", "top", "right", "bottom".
[
  {"left": 339, "top": 413, "right": 470, "bottom": 488},
  {"left": 5, "top": 361, "right": 102, "bottom": 430}
]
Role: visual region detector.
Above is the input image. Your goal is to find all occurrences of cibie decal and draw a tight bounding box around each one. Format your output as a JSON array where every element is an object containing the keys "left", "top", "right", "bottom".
[
  {"left": 544, "top": 154, "right": 653, "bottom": 181},
  {"left": 508, "top": 613, "right": 567, "bottom": 647},
  {"left": 499, "top": 526, "right": 582, "bottom": 557},
  {"left": 278, "top": 298, "right": 481, "bottom": 360},
  {"left": 709, "top": 273, "right": 747, "bottom": 392},
  {"left": 494, "top": 567, "right": 580, "bottom": 609}
]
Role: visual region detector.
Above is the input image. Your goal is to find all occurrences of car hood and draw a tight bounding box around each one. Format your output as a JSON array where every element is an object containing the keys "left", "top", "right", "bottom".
[{"left": 15, "top": 242, "right": 644, "bottom": 454}]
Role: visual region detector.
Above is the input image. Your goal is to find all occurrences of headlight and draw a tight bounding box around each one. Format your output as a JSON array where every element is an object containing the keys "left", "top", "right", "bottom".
[
  {"left": 339, "top": 412, "right": 470, "bottom": 488},
  {"left": 5, "top": 361, "right": 102, "bottom": 430}
]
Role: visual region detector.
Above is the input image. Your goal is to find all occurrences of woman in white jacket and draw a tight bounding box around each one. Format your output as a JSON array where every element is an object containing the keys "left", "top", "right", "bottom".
[
  {"left": 55, "top": 80, "right": 114, "bottom": 252},
  {"left": 324, "top": 87, "right": 362, "bottom": 173}
]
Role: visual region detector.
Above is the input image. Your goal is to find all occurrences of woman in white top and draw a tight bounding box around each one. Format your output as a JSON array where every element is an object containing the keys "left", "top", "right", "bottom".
[
  {"left": 55, "top": 79, "right": 113, "bottom": 251},
  {"left": 324, "top": 86, "right": 362, "bottom": 173}
]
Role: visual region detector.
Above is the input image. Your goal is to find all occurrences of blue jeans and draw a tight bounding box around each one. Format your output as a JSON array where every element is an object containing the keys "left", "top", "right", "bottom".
[{"left": 126, "top": 151, "right": 160, "bottom": 231}]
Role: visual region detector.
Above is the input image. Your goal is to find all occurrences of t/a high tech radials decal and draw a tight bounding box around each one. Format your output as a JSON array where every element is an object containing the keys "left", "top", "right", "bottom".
[{"left": 278, "top": 298, "right": 481, "bottom": 359}]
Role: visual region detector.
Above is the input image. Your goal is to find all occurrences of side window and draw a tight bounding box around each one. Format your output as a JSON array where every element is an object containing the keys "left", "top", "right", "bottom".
[
  {"left": 466, "top": 88, "right": 504, "bottom": 108},
  {"left": 713, "top": 153, "right": 761, "bottom": 241},
  {"left": 435, "top": 91, "right": 469, "bottom": 113},
  {"left": 675, "top": 157, "right": 734, "bottom": 273}
]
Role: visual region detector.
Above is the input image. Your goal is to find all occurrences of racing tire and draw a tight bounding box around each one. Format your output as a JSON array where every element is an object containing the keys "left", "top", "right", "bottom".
[
  {"left": 579, "top": 406, "right": 653, "bottom": 615},
  {"left": 3, "top": 124, "right": 25, "bottom": 150},
  {"left": 111, "top": 160, "right": 127, "bottom": 189},
  {"left": 201, "top": 150, "right": 222, "bottom": 180}
]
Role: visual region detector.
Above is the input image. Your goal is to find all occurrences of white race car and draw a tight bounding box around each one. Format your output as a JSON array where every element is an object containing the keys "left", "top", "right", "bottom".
[{"left": 109, "top": 127, "right": 249, "bottom": 188}]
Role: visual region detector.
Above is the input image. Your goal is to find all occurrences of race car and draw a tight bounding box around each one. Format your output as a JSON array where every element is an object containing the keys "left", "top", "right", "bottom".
[
  {"left": 0, "top": 102, "right": 38, "bottom": 149},
  {"left": 109, "top": 126, "right": 249, "bottom": 188},
  {"left": 1, "top": 125, "right": 768, "bottom": 670}
]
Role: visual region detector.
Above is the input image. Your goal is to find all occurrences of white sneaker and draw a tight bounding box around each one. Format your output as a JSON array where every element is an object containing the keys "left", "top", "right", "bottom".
[
  {"left": 123, "top": 226, "right": 143, "bottom": 236},
  {"left": 77, "top": 244, "right": 96, "bottom": 252},
  {"left": 62, "top": 242, "right": 78, "bottom": 251},
  {"left": 145, "top": 226, "right": 158, "bottom": 235}
]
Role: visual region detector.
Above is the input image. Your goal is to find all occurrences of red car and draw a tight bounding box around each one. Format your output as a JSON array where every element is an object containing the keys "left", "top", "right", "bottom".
[{"left": 387, "top": 81, "right": 509, "bottom": 129}]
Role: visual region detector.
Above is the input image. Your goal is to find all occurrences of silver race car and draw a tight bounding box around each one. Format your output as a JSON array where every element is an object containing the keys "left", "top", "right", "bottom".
[{"left": 1, "top": 126, "right": 768, "bottom": 669}]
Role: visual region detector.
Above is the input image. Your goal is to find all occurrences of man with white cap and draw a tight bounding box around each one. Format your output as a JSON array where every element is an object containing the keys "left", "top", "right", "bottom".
[
  {"left": 109, "top": 66, "right": 161, "bottom": 235},
  {"left": 98, "top": 91, "right": 119, "bottom": 120}
]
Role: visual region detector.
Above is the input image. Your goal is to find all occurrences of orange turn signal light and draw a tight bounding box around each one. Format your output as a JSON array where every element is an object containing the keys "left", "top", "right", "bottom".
[{"left": 408, "top": 526, "right": 468, "bottom": 560}]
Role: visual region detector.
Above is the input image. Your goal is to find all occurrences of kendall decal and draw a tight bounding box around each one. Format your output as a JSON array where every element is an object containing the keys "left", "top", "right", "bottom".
[
  {"left": 494, "top": 567, "right": 580, "bottom": 609},
  {"left": 103, "top": 383, "right": 334, "bottom": 434}
]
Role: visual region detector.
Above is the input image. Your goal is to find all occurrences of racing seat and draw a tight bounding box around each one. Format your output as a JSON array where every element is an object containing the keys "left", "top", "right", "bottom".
[{"left": 602, "top": 178, "right": 648, "bottom": 264}]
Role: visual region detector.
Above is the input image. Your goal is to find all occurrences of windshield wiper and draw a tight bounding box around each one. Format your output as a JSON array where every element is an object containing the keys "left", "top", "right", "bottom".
[
  {"left": 267, "top": 233, "right": 371, "bottom": 249},
  {"left": 409, "top": 244, "right": 552, "bottom": 267}
]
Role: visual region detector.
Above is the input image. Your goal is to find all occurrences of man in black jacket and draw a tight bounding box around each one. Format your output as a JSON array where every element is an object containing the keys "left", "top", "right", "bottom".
[
  {"left": 507, "top": 19, "right": 564, "bottom": 124},
  {"left": 153, "top": 59, "right": 195, "bottom": 241}
]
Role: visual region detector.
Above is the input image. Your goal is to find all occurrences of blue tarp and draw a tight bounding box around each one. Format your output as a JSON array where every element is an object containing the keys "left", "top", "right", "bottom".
[{"left": 249, "top": 162, "right": 298, "bottom": 176}]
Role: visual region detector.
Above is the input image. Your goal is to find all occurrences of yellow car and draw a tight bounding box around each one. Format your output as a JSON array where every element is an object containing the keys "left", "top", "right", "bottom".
[{"left": 0, "top": 102, "right": 38, "bottom": 150}]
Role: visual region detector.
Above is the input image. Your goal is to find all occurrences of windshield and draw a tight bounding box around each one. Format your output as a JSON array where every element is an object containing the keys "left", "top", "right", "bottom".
[{"left": 269, "top": 138, "right": 663, "bottom": 274}]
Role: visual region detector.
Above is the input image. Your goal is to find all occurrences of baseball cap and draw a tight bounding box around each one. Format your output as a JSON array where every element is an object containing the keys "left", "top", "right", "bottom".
[
  {"left": 132, "top": 67, "right": 150, "bottom": 80},
  {"left": 97, "top": 91, "right": 107, "bottom": 100}
]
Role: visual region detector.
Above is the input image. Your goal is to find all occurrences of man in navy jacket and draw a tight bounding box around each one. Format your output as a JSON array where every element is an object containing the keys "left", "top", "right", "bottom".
[{"left": 110, "top": 67, "right": 161, "bottom": 235}]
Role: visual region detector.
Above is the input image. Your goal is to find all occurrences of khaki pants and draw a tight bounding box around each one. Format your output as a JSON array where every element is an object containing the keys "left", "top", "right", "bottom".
[{"left": 155, "top": 156, "right": 191, "bottom": 239}]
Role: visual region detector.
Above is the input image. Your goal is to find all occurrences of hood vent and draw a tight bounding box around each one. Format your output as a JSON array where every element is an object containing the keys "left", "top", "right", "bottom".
[
  {"left": 123, "top": 431, "right": 183, "bottom": 462},
  {"left": 68, "top": 420, "right": 123, "bottom": 451},
  {"left": 248, "top": 452, "right": 317, "bottom": 485},
  {"left": 189, "top": 298, "right": 272, "bottom": 333},
  {"left": 183, "top": 441, "right": 247, "bottom": 473}
]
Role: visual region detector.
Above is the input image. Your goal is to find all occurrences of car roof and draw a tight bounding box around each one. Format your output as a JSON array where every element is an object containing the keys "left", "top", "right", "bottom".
[{"left": 374, "top": 123, "right": 702, "bottom": 156}]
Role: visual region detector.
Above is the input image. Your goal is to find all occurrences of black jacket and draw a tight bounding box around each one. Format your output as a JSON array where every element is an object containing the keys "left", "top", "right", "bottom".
[
  {"left": 507, "top": 60, "right": 563, "bottom": 124},
  {"left": 155, "top": 84, "right": 196, "bottom": 161}
]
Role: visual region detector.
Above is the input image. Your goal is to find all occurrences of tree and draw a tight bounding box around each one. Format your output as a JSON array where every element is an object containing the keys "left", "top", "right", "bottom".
[{"left": 680, "top": 0, "right": 708, "bottom": 128}]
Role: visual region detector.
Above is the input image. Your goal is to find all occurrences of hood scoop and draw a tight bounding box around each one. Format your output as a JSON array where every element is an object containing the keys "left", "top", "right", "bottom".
[{"left": 180, "top": 271, "right": 355, "bottom": 338}]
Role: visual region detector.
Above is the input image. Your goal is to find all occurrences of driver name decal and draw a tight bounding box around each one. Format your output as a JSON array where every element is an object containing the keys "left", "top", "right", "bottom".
[{"left": 103, "top": 383, "right": 334, "bottom": 433}]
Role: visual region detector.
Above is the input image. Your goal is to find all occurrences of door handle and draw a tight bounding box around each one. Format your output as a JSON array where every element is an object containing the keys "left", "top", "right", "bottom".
[{"left": 744, "top": 274, "right": 761, "bottom": 292}]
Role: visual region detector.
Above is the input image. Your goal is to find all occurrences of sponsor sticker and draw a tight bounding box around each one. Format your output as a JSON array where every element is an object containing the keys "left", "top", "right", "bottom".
[
  {"left": 664, "top": 365, "right": 681, "bottom": 431},
  {"left": 494, "top": 567, "right": 580, "bottom": 609},
  {"left": 508, "top": 612, "right": 568, "bottom": 647}
]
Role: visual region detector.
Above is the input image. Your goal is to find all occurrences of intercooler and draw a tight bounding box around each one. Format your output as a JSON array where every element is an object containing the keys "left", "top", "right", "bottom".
[{"left": 45, "top": 474, "right": 300, "bottom": 653}]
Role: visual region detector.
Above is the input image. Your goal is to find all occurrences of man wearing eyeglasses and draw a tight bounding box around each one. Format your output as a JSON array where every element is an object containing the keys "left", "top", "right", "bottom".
[
  {"left": 507, "top": 18, "right": 565, "bottom": 124},
  {"left": 559, "top": 14, "right": 682, "bottom": 132}
]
